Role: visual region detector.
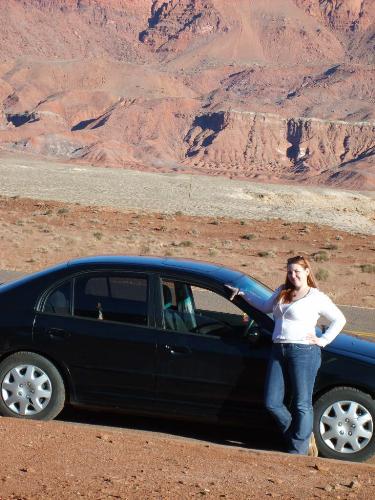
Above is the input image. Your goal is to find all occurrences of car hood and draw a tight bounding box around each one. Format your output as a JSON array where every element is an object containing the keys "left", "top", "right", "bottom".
[{"left": 325, "top": 332, "right": 375, "bottom": 364}]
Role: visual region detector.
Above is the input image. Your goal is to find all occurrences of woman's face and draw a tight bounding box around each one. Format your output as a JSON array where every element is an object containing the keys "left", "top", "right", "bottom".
[{"left": 287, "top": 263, "right": 309, "bottom": 289}]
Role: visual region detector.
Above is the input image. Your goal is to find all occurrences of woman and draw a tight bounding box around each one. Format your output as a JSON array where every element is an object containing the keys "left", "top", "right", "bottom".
[{"left": 226, "top": 255, "right": 346, "bottom": 456}]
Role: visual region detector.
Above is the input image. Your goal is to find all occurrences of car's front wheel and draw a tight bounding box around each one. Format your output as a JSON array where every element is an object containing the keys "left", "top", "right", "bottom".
[
  {"left": 314, "top": 387, "right": 375, "bottom": 461},
  {"left": 0, "top": 352, "right": 65, "bottom": 420}
]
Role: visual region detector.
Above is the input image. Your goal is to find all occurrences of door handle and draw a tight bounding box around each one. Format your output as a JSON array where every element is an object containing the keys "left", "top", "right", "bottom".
[
  {"left": 164, "top": 345, "right": 192, "bottom": 356},
  {"left": 48, "top": 328, "right": 70, "bottom": 339}
]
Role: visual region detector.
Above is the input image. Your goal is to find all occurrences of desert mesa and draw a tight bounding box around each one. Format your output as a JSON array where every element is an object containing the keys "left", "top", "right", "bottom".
[{"left": 0, "top": 0, "right": 374, "bottom": 189}]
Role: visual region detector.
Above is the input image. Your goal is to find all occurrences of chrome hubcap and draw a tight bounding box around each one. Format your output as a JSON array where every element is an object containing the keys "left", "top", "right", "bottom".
[
  {"left": 1, "top": 364, "right": 52, "bottom": 415},
  {"left": 319, "top": 400, "right": 373, "bottom": 454}
]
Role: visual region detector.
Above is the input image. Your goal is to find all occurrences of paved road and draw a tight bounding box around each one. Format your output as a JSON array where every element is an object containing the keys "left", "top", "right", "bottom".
[
  {"left": 339, "top": 305, "right": 375, "bottom": 337},
  {"left": 1, "top": 270, "right": 373, "bottom": 336}
]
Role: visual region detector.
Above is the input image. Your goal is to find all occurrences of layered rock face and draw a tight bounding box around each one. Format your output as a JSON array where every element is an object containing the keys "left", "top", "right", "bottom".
[
  {"left": 0, "top": 0, "right": 374, "bottom": 189},
  {"left": 295, "top": 0, "right": 374, "bottom": 30},
  {"left": 184, "top": 110, "right": 375, "bottom": 187},
  {"left": 140, "top": 0, "right": 228, "bottom": 54}
]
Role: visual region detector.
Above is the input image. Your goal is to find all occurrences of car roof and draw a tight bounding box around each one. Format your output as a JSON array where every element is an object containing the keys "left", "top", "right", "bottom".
[
  {"left": 67, "top": 255, "right": 245, "bottom": 284},
  {"left": 0, "top": 256, "right": 248, "bottom": 293}
]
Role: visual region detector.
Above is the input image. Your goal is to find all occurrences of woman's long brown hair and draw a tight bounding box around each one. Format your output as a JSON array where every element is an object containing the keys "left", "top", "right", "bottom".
[{"left": 278, "top": 255, "right": 317, "bottom": 304}]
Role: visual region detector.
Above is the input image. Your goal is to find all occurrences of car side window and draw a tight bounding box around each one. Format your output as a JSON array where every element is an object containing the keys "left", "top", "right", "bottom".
[
  {"left": 161, "top": 280, "right": 257, "bottom": 337},
  {"left": 74, "top": 274, "right": 148, "bottom": 326},
  {"left": 43, "top": 281, "right": 71, "bottom": 316}
]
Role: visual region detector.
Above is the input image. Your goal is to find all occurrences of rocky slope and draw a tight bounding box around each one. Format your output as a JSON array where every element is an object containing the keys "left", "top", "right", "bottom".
[{"left": 0, "top": 0, "right": 374, "bottom": 189}]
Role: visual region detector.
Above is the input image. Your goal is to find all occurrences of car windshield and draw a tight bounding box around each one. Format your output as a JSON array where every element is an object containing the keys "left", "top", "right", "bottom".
[
  {"left": 232, "top": 274, "right": 272, "bottom": 301},
  {"left": 230, "top": 274, "right": 274, "bottom": 319}
]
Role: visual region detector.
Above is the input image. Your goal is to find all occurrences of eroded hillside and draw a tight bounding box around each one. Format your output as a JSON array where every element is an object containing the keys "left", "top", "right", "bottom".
[{"left": 0, "top": 0, "right": 374, "bottom": 188}]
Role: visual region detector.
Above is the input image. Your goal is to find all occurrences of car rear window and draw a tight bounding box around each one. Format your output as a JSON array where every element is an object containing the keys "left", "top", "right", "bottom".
[{"left": 74, "top": 274, "right": 148, "bottom": 326}]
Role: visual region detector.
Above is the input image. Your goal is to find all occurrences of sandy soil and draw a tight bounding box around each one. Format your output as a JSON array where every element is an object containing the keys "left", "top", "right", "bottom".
[
  {"left": 0, "top": 416, "right": 374, "bottom": 500},
  {"left": 0, "top": 195, "right": 374, "bottom": 307}
]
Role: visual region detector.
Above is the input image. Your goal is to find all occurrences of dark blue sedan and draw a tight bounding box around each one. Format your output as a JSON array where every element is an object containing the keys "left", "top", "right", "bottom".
[{"left": 0, "top": 256, "right": 374, "bottom": 461}]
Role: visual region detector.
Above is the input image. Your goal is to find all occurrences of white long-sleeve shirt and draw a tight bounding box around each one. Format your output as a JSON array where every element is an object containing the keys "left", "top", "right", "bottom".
[{"left": 242, "top": 286, "right": 346, "bottom": 347}]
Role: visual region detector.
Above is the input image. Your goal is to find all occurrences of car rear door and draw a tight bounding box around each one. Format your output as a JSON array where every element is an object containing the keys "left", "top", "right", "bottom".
[{"left": 33, "top": 271, "right": 159, "bottom": 409}]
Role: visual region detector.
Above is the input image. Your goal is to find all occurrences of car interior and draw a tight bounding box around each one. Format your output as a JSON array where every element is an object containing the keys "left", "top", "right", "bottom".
[
  {"left": 162, "top": 280, "right": 259, "bottom": 338},
  {"left": 74, "top": 276, "right": 148, "bottom": 325}
]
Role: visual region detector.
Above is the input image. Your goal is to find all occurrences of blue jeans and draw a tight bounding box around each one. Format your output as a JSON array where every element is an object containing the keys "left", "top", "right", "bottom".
[{"left": 264, "top": 343, "right": 321, "bottom": 455}]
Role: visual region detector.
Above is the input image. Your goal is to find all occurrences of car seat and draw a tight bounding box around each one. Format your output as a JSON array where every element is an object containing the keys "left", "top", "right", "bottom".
[{"left": 162, "top": 285, "right": 189, "bottom": 332}]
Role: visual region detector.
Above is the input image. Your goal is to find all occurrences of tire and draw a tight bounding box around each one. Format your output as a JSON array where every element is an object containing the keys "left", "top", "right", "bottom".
[
  {"left": 313, "top": 387, "right": 375, "bottom": 462},
  {"left": 0, "top": 351, "right": 65, "bottom": 420}
]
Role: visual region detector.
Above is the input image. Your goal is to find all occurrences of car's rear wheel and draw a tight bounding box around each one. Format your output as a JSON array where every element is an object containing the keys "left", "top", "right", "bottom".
[
  {"left": 314, "top": 387, "right": 375, "bottom": 462},
  {"left": 0, "top": 352, "right": 65, "bottom": 420}
]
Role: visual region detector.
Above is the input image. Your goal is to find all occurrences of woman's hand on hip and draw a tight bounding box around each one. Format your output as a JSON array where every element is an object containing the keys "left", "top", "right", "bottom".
[{"left": 306, "top": 332, "right": 325, "bottom": 347}]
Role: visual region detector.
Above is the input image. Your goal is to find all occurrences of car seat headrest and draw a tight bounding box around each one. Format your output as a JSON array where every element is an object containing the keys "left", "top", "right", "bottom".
[{"left": 162, "top": 284, "right": 173, "bottom": 309}]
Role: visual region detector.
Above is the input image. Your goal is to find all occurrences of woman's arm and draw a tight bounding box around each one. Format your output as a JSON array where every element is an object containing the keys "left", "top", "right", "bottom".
[
  {"left": 316, "top": 293, "right": 346, "bottom": 347},
  {"left": 225, "top": 284, "right": 281, "bottom": 314}
]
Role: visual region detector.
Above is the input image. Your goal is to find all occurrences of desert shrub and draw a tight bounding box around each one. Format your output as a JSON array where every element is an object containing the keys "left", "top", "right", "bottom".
[
  {"left": 360, "top": 264, "right": 375, "bottom": 273},
  {"left": 93, "top": 232, "right": 103, "bottom": 240},
  {"left": 57, "top": 207, "right": 69, "bottom": 215},
  {"left": 316, "top": 268, "right": 329, "bottom": 281},
  {"left": 241, "top": 233, "right": 255, "bottom": 240},
  {"left": 258, "top": 251, "right": 275, "bottom": 258},
  {"left": 222, "top": 240, "right": 233, "bottom": 249},
  {"left": 140, "top": 244, "right": 151, "bottom": 254},
  {"left": 179, "top": 240, "right": 193, "bottom": 247},
  {"left": 313, "top": 250, "right": 329, "bottom": 262},
  {"left": 323, "top": 243, "right": 338, "bottom": 250}
]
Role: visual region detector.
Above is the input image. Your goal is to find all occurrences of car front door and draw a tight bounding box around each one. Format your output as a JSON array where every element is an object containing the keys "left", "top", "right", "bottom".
[
  {"left": 33, "top": 271, "right": 158, "bottom": 409},
  {"left": 155, "top": 277, "right": 273, "bottom": 424}
]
